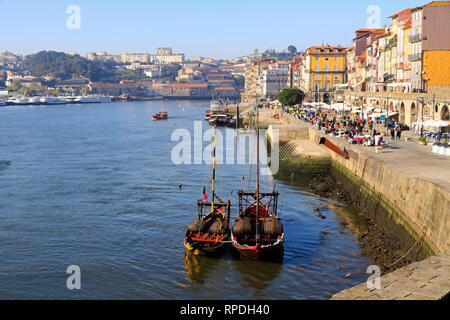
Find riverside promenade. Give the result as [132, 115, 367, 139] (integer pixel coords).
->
[259, 108, 450, 300]
[262, 108, 450, 194]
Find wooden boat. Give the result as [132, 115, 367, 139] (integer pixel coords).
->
[231, 190, 284, 260]
[231, 107, 284, 261]
[184, 199, 231, 255]
[205, 100, 231, 126]
[185, 128, 232, 255]
[152, 110, 168, 121]
[209, 114, 231, 127]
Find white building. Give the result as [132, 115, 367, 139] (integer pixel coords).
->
[145, 66, 163, 78]
[260, 62, 290, 99]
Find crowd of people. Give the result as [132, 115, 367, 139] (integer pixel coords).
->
[266, 103, 406, 149]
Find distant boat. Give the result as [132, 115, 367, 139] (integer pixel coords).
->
[0, 99, 6, 107]
[9, 97, 30, 105]
[152, 110, 168, 121]
[40, 96, 64, 105]
[74, 95, 111, 104]
[58, 96, 77, 104]
[205, 100, 231, 124]
[28, 97, 41, 105]
[209, 114, 231, 127]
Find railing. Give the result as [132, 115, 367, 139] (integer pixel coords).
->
[386, 38, 397, 49]
[409, 34, 422, 43]
[408, 53, 422, 62]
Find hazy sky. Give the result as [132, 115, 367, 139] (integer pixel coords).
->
[0, 0, 427, 59]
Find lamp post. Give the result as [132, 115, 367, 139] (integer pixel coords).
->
[418, 96, 428, 138]
[386, 96, 389, 131]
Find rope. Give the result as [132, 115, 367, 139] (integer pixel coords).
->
[388, 226, 427, 267]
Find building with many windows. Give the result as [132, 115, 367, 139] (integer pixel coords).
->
[301, 45, 348, 103]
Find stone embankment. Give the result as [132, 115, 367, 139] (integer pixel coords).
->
[262, 108, 450, 300]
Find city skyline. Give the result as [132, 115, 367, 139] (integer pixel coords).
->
[0, 0, 427, 59]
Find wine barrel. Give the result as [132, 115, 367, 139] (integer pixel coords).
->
[188, 220, 207, 233]
[232, 217, 252, 236]
[263, 217, 283, 237]
[210, 221, 229, 235]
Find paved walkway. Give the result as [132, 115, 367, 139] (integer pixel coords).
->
[331, 250, 450, 300]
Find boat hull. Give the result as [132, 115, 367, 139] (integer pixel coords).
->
[152, 116, 168, 121]
[184, 238, 228, 256]
[231, 233, 284, 261]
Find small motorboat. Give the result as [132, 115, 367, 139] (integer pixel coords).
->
[152, 110, 168, 121]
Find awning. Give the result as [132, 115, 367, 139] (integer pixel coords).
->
[387, 82, 410, 88]
[423, 120, 450, 128]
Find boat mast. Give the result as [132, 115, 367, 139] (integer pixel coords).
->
[211, 126, 217, 214]
[256, 105, 260, 247]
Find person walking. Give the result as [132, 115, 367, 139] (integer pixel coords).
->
[390, 127, 395, 141]
[397, 127, 402, 141]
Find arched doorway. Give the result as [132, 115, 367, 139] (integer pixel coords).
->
[442, 105, 449, 121]
[323, 93, 331, 104]
[314, 93, 320, 103]
[411, 103, 417, 123]
[400, 103, 405, 124]
[389, 102, 394, 112]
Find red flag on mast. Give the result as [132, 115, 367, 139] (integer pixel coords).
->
[203, 186, 208, 201]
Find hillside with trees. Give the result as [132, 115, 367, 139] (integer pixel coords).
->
[21, 51, 116, 82]
[21, 51, 151, 83]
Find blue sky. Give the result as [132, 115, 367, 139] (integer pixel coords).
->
[0, 0, 427, 59]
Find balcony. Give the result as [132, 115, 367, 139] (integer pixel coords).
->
[388, 38, 397, 47]
[409, 34, 422, 43]
[383, 38, 397, 50]
[408, 53, 422, 62]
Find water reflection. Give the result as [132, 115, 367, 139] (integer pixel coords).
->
[231, 259, 283, 295]
[184, 253, 222, 285]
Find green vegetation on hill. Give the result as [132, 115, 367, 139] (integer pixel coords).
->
[21, 51, 151, 83]
[22, 51, 115, 82]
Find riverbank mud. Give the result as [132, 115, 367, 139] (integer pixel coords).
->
[276, 166, 429, 274]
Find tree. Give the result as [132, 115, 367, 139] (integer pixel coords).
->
[287, 45, 297, 55]
[7, 80, 22, 92]
[81, 86, 91, 96]
[278, 88, 305, 106]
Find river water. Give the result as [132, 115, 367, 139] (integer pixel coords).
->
[0, 101, 373, 299]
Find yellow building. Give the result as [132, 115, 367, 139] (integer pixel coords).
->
[302, 45, 348, 103]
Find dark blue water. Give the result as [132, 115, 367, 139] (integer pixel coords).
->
[0, 101, 372, 299]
